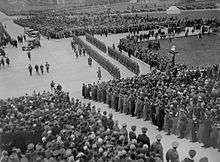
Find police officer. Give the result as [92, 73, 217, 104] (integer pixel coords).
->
[151, 134, 163, 161]
[35, 64, 39, 74]
[166, 141, 180, 162]
[40, 64, 44, 75]
[28, 64, 32, 76]
[1, 57, 5, 67]
[137, 127, 150, 148]
[82, 48, 86, 56]
[45, 62, 50, 73]
[6, 57, 10, 66]
[182, 149, 197, 162]
[27, 51, 31, 60]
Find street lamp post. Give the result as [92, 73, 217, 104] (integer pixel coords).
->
[169, 45, 178, 67]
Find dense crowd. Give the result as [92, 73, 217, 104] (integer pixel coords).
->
[0, 86, 211, 162]
[83, 62, 220, 150]
[14, 10, 219, 39]
[118, 37, 170, 72]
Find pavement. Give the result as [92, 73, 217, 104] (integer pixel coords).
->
[0, 11, 220, 162]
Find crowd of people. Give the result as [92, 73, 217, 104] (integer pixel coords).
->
[82, 61, 220, 150]
[0, 86, 210, 162]
[118, 37, 170, 72]
[13, 10, 219, 39]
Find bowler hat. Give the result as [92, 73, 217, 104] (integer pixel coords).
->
[189, 149, 197, 157]
[141, 127, 148, 133]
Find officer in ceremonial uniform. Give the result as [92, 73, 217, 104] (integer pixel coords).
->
[166, 141, 180, 162]
[137, 127, 150, 148]
[151, 134, 163, 161]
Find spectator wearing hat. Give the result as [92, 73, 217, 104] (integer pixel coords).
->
[9, 148, 21, 162]
[25, 143, 37, 162]
[151, 134, 163, 161]
[166, 141, 180, 162]
[129, 125, 137, 141]
[137, 127, 150, 149]
[182, 149, 197, 162]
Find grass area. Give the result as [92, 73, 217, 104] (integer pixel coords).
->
[158, 33, 220, 67]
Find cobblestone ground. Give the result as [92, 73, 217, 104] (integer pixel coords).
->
[0, 12, 220, 162]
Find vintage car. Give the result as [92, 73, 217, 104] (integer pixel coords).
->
[22, 38, 41, 51]
[24, 27, 40, 38]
